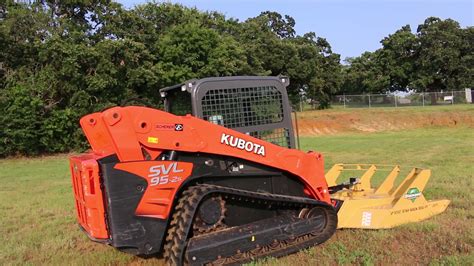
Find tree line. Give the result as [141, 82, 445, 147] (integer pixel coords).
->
[342, 17, 472, 96]
[0, 1, 472, 156]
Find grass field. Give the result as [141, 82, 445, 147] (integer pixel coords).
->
[1, 120, 473, 264]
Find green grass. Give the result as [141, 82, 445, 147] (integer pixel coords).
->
[0, 126, 473, 265]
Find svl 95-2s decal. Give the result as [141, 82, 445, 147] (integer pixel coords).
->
[114, 161, 193, 187]
[114, 161, 194, 219]
[148, 162, 183, 186]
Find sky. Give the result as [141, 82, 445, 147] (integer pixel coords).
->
[118, 0, 473, 60]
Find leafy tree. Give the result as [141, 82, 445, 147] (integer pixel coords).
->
[238, 15, 342, 108]
[341, 17, 472, 105]
[155, 23, 250, 85]
[0, 85, 45, 155]
[341, 51, 389, 94]
[412, 17, 465, 93]
[458, 27, 474, 89]
[258, 11, 296, 39]
[379, 25, 416, 91]
[291, 34, 342, 108]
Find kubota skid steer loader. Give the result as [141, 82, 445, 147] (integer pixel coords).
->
[70, 76, 449, 265]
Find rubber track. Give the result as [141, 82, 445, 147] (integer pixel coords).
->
[163, 184, 337, 265]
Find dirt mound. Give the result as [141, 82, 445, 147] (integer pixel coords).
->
[296, 105, 474, 136]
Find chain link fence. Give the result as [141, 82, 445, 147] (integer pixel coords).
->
[331, 90, 472, 108]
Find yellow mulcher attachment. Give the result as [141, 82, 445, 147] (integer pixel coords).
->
[327, 164, 450, 229]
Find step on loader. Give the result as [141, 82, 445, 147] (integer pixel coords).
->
[69, 76, 449, 265]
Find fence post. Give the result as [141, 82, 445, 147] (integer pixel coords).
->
[422, 92, 425, 107]
[343, 93, 346, 108]
[368, 93, 371, 108]
[395, 95, 397, 107]
[452, 90, 454, 105]
[299, 94, 303, 112]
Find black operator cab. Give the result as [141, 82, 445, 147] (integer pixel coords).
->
[159, 76, 296, 149]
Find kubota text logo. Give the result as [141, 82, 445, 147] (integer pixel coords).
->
[148, 162, 183, 186]
[220, 133, 266, 156]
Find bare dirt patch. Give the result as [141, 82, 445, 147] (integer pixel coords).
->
[296, 106, 474, 136]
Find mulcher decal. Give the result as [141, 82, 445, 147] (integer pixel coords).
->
[404, 187, 422, 202]
[148, 162, 183, 186]
[220, 133, 266, 156]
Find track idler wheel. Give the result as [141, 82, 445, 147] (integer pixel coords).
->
[193, 196, 226, 235]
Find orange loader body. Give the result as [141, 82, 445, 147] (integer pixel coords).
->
[70, 106, 332, 244]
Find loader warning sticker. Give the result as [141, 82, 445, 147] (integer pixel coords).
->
[361, 211, 372, 227]
[147, 136, 159, 144]
[404, 187, 421, 202]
